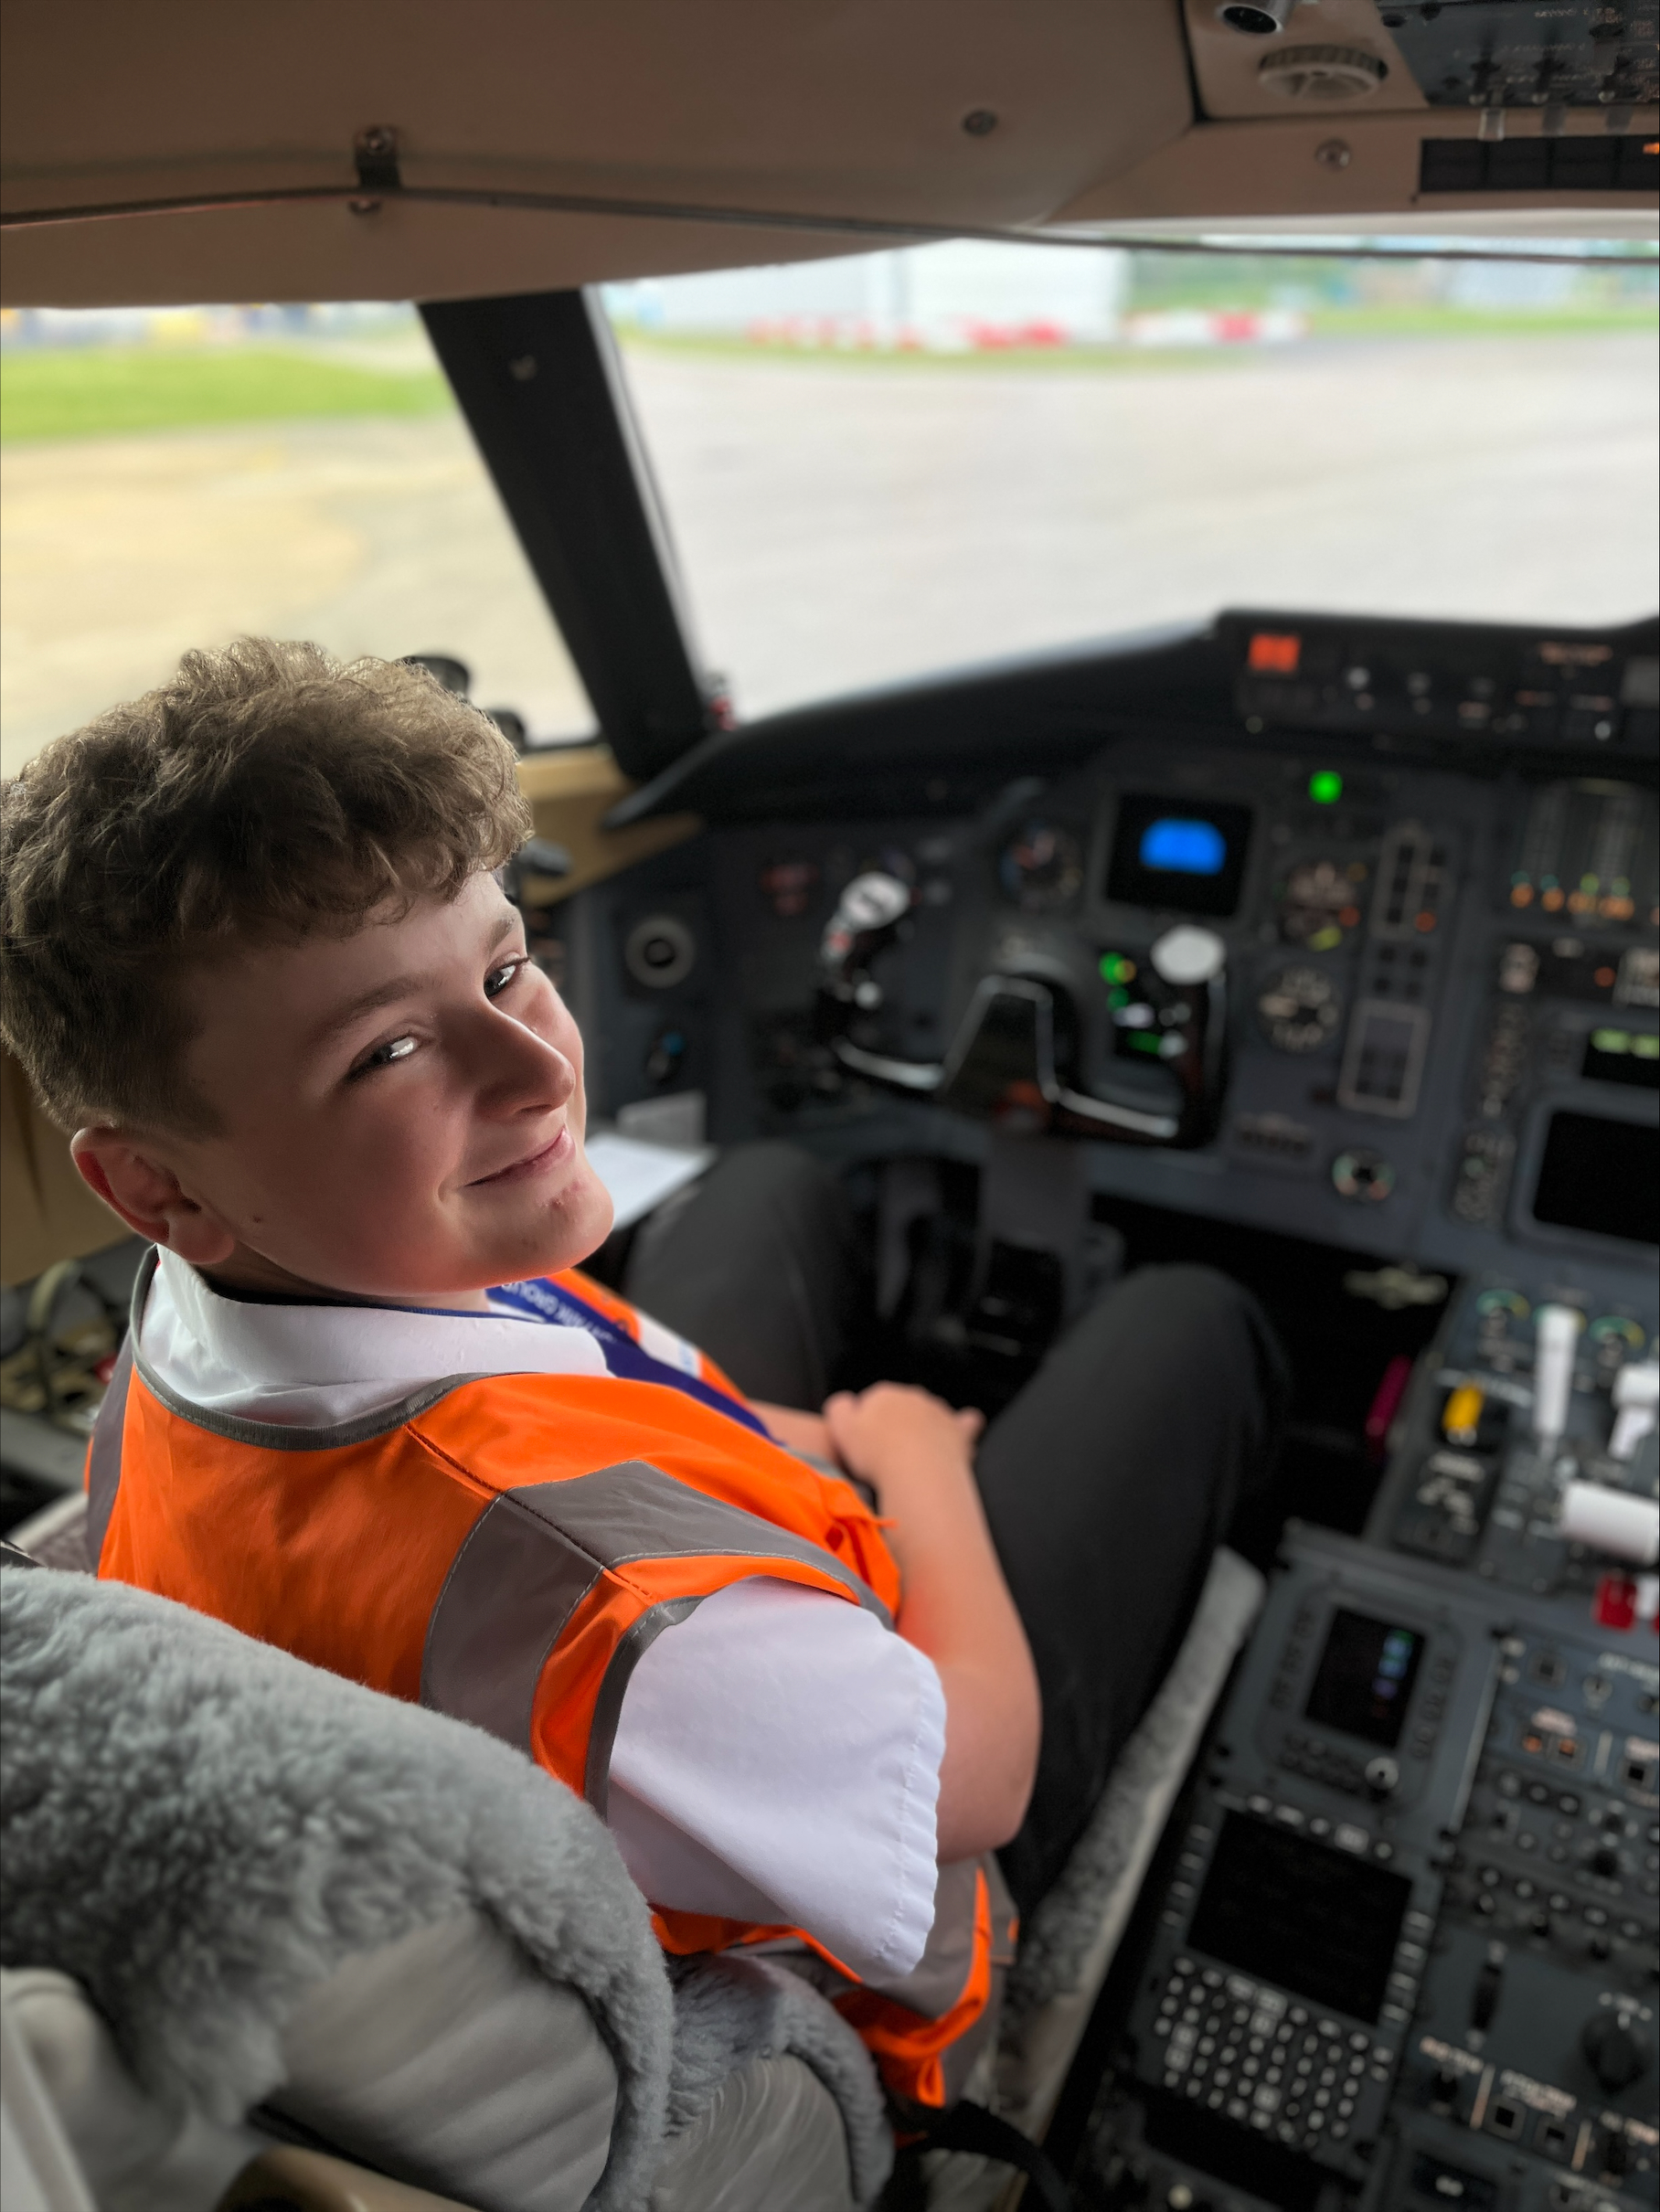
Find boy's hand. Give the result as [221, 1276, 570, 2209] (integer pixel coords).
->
[822, 1386, 984, 1528]
[757, 1387, 984, 1491]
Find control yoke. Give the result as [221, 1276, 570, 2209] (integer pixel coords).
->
[817, 871, 1228, 1148]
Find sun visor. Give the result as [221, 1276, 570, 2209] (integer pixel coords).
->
[1, 0, 1192, 307]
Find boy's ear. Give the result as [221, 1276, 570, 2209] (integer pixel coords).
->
[70, 1129, 238, 1265]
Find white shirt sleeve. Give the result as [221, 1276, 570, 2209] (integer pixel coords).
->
[604, 1578, 944, 1981]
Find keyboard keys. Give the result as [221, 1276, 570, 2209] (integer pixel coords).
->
[1151, 1960, 1374, 2160]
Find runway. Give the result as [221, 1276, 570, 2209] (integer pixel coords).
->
[3, 330, 1654, 771]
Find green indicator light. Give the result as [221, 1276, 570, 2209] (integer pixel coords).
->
[1636, 1036, 1660, 1060]
[1129, 1032, 1163, 1054]
[1108, 985, 1129, 1009]
[1592, 1028, 1630, 1053]
[1308, 770, 1343, 805]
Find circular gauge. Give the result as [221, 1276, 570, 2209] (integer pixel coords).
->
[1257, 964, 1343, 1053]
[1280, 858, 1363, 950]
[1000, 823, 1083, 912]
[624, 913, 697, 988]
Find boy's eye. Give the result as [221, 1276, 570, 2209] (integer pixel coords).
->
[484, 958, 525, 999]
[352, 1034, 419, 1078]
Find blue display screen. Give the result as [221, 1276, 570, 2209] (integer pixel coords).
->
[1106, 793, 1252, 918]
[1140, 817, 1227, 877]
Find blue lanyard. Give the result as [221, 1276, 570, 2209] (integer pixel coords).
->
[489, 1276, 771, 1441]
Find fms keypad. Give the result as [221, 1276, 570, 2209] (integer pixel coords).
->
[1150, 1958, 1393, 2155]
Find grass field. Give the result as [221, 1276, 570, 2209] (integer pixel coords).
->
[1304, 303, 1660, 340]
[5, 298, 1655, 441]
[0, 346, 455, 442]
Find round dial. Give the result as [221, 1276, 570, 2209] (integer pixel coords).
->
[1000, 823, 1082, 913]
[1280, 858, 1363, 949]
[1258, 964, 1343, 1053]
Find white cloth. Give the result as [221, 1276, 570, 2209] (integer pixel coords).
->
[142, 1248, 609, 1430]
[137, 1253, 943, 1978]
[608, 1580, 944, 1977]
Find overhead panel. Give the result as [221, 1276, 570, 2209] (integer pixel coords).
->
[1379, 0, 1658, 115]
[1164, 0, 1656, 218]
[1184, 0, 1657, 118]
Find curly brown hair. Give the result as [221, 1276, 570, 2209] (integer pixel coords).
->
[0, 638, 532, 1133]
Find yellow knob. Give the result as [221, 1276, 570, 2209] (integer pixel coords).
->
[1443, 1383, 1484, 1444]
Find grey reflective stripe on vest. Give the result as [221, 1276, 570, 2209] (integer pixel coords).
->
[84, 1332, 134, 1572]
[420, 1459, 890, 1808]
[584, 1594, 703, 1816]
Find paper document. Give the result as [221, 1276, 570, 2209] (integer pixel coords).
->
[586, 1130, 714, 1232]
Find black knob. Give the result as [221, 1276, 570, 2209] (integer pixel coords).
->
[1102, 2156, 1149, 2208]
[1581, 2012, 1651, 2093]
[1591, 1845, 1621, 1879]
[1431, 2066, 1461, 2108]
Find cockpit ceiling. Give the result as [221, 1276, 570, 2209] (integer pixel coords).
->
[2, 0, 1656, 307]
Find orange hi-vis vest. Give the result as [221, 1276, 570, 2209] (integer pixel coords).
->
[87, 1251, 1015, 2111]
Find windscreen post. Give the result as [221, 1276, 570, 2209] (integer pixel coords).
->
[420, 289, 718, 782]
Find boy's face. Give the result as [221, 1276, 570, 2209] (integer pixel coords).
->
[76, 870, 613, 1303]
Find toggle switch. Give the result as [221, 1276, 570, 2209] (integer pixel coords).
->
[1611, 1360, 1659, 1462]
[1559, 1482, 1660, 1567]
[1471, 1944, 1506, 2031]
[1532, 1304, 1584, 1446]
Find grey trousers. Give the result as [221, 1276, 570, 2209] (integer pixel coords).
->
[625, 1142, 1288, 1916]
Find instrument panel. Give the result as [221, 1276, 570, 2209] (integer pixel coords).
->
[660, 756, 1655, 1294]
[565, 611, 1657, 1314]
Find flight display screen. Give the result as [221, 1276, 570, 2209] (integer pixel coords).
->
[1105, 794, 1253, 918]
[1304, 1610, 1423, 1750]
[1582, 1026, 1660, 1090]
[1533, 1111, 1659, 1245]
[1186, 1812, 1412, 2023]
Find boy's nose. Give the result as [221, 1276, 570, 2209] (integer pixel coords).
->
[475, 1008, 577, 1116]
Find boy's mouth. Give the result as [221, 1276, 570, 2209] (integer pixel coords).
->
[468, 1124, 574, 1187]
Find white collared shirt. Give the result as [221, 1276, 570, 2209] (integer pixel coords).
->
[139, 1250, 942, 1978]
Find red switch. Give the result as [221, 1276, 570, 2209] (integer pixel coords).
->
[1592, 1573, 1638, 1632]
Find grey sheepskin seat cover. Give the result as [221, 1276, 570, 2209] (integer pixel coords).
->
[0, 1565, 892, 2210]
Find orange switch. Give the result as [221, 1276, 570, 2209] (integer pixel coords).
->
[1443, 1383, 1484, 1445]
